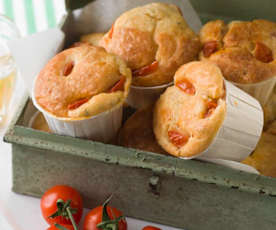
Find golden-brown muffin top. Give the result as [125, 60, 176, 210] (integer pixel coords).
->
[80, 32, 105, 47]
[200, 19, 276, 83]
[118, 106, 167, 155]
[100, 3, 200, 87]
[153, 61, 226, 158]
[35, 45, 131, 118]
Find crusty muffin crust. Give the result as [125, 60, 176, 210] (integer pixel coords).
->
[100, 3, 200, 87]
[118, 106, 167, 155]
[80, 32, 105, 47]
[153, 61, 226, 158]
[200, 19, 276, 83]
[35, 45, 131, 118]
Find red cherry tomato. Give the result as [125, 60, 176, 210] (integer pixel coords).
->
[203, 41, 218, 57]
[142, 226, 162, 230]
[47, 224, 75, 230]
[254, 42, 273, 63]
[204, 100, 218, 118]
[68, 98, 89, 110]
[41, 185, 83, 226]
[132, 61, 158, 77]
[109, 76, 126, 93]
[109, 23, 115, 39]
[168, 130, 189, 147]
[176, 79, 196, 95]
[63, 61, 74, 76]
[83, 205, 127, 230]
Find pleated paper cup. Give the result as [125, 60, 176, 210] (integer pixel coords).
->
[181, 80, 264, 161]
[232, 76, 276, 107]
[32, 93, 123, 143]
[126, 82, 173, 109]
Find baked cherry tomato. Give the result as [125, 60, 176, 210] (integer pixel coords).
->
[41, 185, 83, 226]
[47, 224, 75, 230]
[203, 41, 218, 57]
[132, 61, 158, 77]
[176, 79, 196, 95]
[68, 98, 89, 110]
[109, 76, 126, 93]
[168, 130, 189, 147]
[254, 42, 273, 63]
[204, 100, 218, 118]
[83, 197, 127, 230]
[63, 61, 74, 76]
[142, 226, 162, 230]
[108, 23, 115, 39]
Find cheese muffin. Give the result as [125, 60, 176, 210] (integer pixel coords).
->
[35, 45, 132, 118]
[264, 86, 276, 128]
[242, 127, 276, 177]
[100, 3, 200, 87]
[200, 19, 276, 83]
[118, 106, 167, 155]
[80, 32, 105, 47]
[153, 61, 226, 158]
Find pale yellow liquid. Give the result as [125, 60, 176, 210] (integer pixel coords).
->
[0, 55, 16, 126]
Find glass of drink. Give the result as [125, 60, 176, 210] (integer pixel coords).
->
[0, 15, 20, 127]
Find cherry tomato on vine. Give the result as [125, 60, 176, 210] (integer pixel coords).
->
[142, 226, 162, 230]
[41, 185, 83, 226]
[83, 197, 127, 230]
[47, 224, 75, 230]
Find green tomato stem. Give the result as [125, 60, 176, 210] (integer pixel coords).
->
[55, 223, 70, 230]
[66, 206, 79, 230]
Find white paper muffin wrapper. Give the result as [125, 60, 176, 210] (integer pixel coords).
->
[181, 80, 264, 161]
[126, 82, 173, 109]
[32, 91, 123, 143]
[233, 76, 276, 107]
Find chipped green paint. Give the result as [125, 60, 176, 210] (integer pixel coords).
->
[4, 97, 276, 230]
[4, 1, 276, 229]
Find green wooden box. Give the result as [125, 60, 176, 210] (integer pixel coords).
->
[4, 1, 276, 229]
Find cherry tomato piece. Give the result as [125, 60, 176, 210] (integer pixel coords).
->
[47, 224, 75, 230]
[204, 100, 218, 118]
[132, 61, 158, 77]
[41, 185, 83, 226]
[109, 23, 115, 39]
[254, 42, 273, 63]
[142, 226, 162, 230]
[176, 79, 196, 95]
[168, 130, 189, 147]
[109, 76, 126, 93]
[68, 98, 89, 110]
[203, 41, 218, 57]
[63, 61, 74, 76]
[83, 205, 127, 230]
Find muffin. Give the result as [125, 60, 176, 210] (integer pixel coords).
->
[30, 112, 50, 133]
[100, 3, 200, 87]
[267, 120, 276, 135]
[118, 106, 167, 155]
[242, 128, 276, 177]
[153, 61, 226, 158]
[34, 45, 132, 119]
[263, 86, 276, 127]
[80, 32, 105, 47]
[199, 19, 276, 84]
